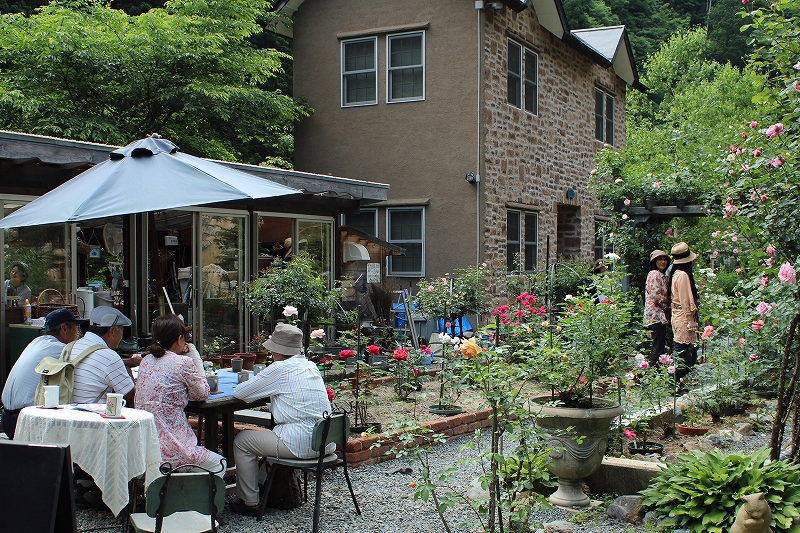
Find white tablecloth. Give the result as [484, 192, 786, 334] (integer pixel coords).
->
[16, 406, 162, 517]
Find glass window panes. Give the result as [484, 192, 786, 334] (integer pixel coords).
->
[343, 38, 377, 106]
[507, 210, 521, 271]
[595, 89, 614, 144]
[507, 41, 522, 108]
[524, 49, 538, 114]
[387, 208, 423, 276]
[388, 33, 424, 101]
[524, 212, 538, 271]
[343, 209, 377, 236]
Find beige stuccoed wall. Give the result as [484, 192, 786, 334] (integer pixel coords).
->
[293, 0, 481, 285]
[291, 0, 627, 292]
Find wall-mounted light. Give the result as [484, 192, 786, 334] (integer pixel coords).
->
[465, 172, 480, 184]
[566, 188, 576, 200]
[486, 2, 503, 11]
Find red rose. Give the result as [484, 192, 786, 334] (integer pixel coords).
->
[339, 349, 355, 359]
[393, 348, 409, 361]
[326, 387, 335, 402]
[367, 344, 381, 355]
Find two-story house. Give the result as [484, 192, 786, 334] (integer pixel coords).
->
[276, 0, 644, 293]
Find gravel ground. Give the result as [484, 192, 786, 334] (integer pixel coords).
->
[76, 425, 776, 533]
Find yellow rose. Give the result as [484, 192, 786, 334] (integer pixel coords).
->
[541, 321, 549, 328]
[459, 337, 484, 359]
[556, 325, 562, 332]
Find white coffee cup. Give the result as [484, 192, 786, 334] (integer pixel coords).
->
[106, 393, 126, 417]
[43, 385, 60, 408]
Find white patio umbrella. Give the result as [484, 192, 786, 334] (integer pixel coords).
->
[0, 135, 301, 228]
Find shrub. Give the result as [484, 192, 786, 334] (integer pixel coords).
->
[640, 447, 800, 533]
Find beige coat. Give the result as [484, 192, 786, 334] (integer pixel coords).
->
[670, 270, 698, 344]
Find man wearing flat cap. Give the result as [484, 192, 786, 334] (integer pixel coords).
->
[1, 308, 87, 438]
[230, 323, 334, 516]
[69, 306, 135, 406]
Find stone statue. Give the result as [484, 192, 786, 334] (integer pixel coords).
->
[731, 492, 773, 533]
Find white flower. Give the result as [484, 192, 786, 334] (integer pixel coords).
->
[310, 328, 325, 339]
[565, 294, 574, 301]
[634, 353, 645, 364]
[604, 252, 620, 261]
[451, 336, 461, 345]
[282, 305, 298, 317]
[439, 333, 452, 343]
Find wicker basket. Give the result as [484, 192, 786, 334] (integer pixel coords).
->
[31, 289, 79, 319]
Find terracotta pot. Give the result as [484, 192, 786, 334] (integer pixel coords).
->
[233, 353, 256, 370]
[254, 352, 269, 365]
[677, 424, 709, 436]
[205, 356, 223, 368]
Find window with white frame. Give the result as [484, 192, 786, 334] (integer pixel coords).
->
[342, 208, 377, 236]
[594, 88, 614, 144]
[387, 208, 424, 276]
[342, 38, 377, 106]
[387, 32, 425, 102]
[507, 210, 538, 272]
[507, 40, 537, 114]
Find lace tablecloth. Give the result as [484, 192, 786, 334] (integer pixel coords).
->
[16, 406, 162, 517]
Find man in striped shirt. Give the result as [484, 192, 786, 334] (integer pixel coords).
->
[70, 306, 135, 406]
[230, 323, 333, 516]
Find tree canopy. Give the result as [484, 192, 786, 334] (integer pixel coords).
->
[0, 0, 309, 165]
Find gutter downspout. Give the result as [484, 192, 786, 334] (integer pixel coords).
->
[476, 4, 484, 266]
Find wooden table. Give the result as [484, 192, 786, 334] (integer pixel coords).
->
[185, 370, 268, 467]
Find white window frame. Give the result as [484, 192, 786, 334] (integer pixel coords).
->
[386, 31, 425, 103]
[341, 37, 378, 107]
[507, 39, 538, 115]
[594, 88, 614, 144]
[386, 207, 425, 276]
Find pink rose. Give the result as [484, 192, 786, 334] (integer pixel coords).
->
[750, 121, 758, 128]
[756, 302, 773, 315]
[765, 123, 785, 139]
[310, 328, 326, 340]
[701, 325, 714, 341]
[749, 353, 758, 361]
[752, 148, 761, 157]
[760, 277, 769, 287]
[653, 181, 662, 188]
[769, 157, 784, 168]
[659, 353, 674, 365]
[624, 429, 637, 440]
[751, 320, 765, 331]
[667, 365, 676, 374]
[766, 244, 776, 257]
[739, 338, 746, 345]
[638, 360, 650, 369]
[624, 198, 631, 206]
[427, 285, 435, 291]
[779, 262, 797, 284]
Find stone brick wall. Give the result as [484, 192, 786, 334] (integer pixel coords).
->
[480, 8, 627, 291]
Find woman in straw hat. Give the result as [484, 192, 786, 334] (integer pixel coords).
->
[667, 242, 700, 389]
[644, 249, 671, 366]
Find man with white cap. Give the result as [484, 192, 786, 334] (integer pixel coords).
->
[2, 308, 87, 438]
[230, 322, 334, 516]
[69, 306, 135, 406]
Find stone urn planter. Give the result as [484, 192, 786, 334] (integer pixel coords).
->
[534, 395, 623, 507]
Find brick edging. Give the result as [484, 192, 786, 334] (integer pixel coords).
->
[343, 407, 494, 467]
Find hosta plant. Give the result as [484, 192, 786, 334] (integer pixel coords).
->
[640, 447, 800, 533]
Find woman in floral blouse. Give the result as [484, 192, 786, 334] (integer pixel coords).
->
[136, 314, 225, 475]
[644, 249, 670, 366]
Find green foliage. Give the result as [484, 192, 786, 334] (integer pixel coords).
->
[641, 447, 800, 533]
[243, 252, 342, 323]
[412, 264, 490, 322]
[0, 0, 310, 165]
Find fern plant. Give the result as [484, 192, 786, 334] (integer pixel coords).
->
[640, 447, 800, 533]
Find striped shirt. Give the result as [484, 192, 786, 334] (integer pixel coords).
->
[234, 355, 332, 459]
[70, 332, 135, 404]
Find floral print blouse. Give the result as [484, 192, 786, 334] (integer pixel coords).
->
[644, 269, 669, 327]
[135, 350, 211, 466]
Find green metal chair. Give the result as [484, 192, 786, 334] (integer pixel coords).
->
[256, 411, 361, 532]
[128, 462, 226, 533]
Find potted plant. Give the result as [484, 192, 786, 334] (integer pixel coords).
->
[517, 266, 636, 506]
[428, 333, 464, 415]
[677, 393, 710, 436]
[201, 335, 228, 368]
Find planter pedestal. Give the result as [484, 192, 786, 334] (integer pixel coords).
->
[534, 396, 623, 507]
[429, 404, 463, 416]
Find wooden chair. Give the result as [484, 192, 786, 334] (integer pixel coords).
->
[256, 411, 361, 533]
[128, 462, 225, 533]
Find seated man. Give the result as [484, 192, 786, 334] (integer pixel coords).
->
[230, 323, 334, 516]
[70, 306, 135, 407]
[1, 308, 87, 438]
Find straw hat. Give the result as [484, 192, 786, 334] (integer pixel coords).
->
[671, 242, 698, 264]
[263, 323, 304, 355]
[650, 249, 669, 263]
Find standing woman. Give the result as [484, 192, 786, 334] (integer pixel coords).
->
[667, 242, 699, 390]
[136, 315, 225, 475]
[644, 250, 671, 366]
